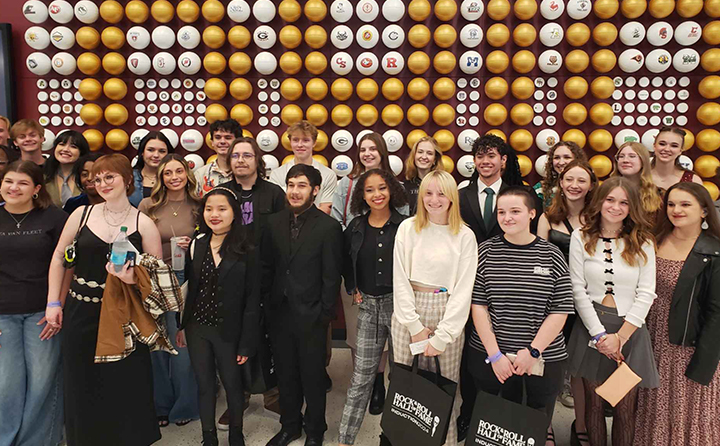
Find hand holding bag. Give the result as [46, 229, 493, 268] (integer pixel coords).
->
[594, 335, 642, 407]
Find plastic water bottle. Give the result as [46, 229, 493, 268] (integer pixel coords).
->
[110, 226, 132, 272]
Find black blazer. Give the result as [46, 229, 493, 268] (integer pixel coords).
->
[180, 233, 260, 357]
[668, 232, 720, 385]
[261, 206, 343, 326]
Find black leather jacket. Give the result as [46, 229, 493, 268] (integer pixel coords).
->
[668, 232, 720, 385]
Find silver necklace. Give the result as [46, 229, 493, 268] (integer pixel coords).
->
[8, 209, 32, 229]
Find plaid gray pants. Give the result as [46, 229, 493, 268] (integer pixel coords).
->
[338, 293, 394, 445]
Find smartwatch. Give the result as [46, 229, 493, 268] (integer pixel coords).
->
[527, 345, 541, 359]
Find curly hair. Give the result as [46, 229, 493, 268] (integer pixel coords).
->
[541, 141, 587, 203]
[349, 169, 408, 216]
[545, 160, 597, 226]
[470, 134, 523, 186]
[611, 142, 663, 215]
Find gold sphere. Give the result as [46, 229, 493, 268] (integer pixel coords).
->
[76, 27, 100, 50]
[204, 78, 227, 101]
[279, 25, 302, 49]
[683, 129, 695, 151]
[648, 0, 675, 17]
[511, 77, 534, 99]
[677, 0, 703, 16]
[563, 103, 587, 126]
[407, 129, 428, 149]
[485, 77, 509, 100]
[707, 0, 720, 16]
[83, 129, 104, 152]
[702, 49, 720, 72]
[382, 78, 405, 101]
[694, 155, 720, 178]
[566, 50, 590, 73]
[487, 23, 510, 47]
[79, 79, 103, 101]
[704, 22, 720, 45]
[101, 26, 125, 50]
[306, 104, 328, 127]
[407, 104, 430, 126]
[315, 131, 328, 152]
[512, 50, 536, 74]
[408, 51, 431, 74]
[517, 155, 533, 177]
[593, 0, 619, 17]
[305, 51, 328, 75]
[382, 105, 404, 127]
[513, 24, 537, 47]
[486, 50, 510, 74]
[279, 51, 303, 74]
[620, 0, 647, 17]
[102, 52, 125, 75]
[564, 76, 589, 99]
[434, 24, 457, 48]
[125, 0, 149, 23]
[408, 24, 432, 48]
[304, 25, 327, 49]
[105, 129, 129, 152]
[486, 129, 507, 142]
[407, 78, 430, 100]
[228, 26, 251, 49]
[588, 130, 613, 152]
[408, 0, 432, 20]
[304, 0, 328, 21]
[356, 78, 379, 101]
[697, 129, 720, 152]
[278, 0, 302, 21]
[205, 104, 228, 123]
[484, 103, 508, 126]
[589, 155, 613, 177]
[433, 51, 456, 74]
[313, 154, 328, 166]
[100, 0, 124, 23]
[510, 129, 533, 152]
[589, 102, 614, 125]
[228, 52, 251, 75]
[433, 77, 456, 100]
[699, 76, 720, 99]
[563, 129, 587, 148]
[279, 78, 302, 101]
[592, 49, 617, 73]
[434, 130, 454, 152]
[151, 0, 175, 23]
[434, 0, 458, 20]
[104, 104, 128, 126]
[231, 104, 253, 127]
[281, 104, 304, 126]
[203, 26, 226, 49]
[356, 104, 379, 127]
[80, 104, 103, 126]
[331, 105, 353, 127]
[177, 0, 200, 22]
[103, 78, 127, 100]
[441, 155, 455, 173]
[331, 78, 353, 101]
[306, 78, 328, 101]
[514, 0, 538, 19]
[697, 102, 720, 126]
[510, 103, 534, 126]
[78, 52, 102, 75]
[704, 182, 720, 200]
[566, 23, 591, 47]
[432, 104, 455, 126]
[230, 78, 253, 101]
[487, 0, 511, 19]
[202, 0, 225, 22]
[592, 22, 618, 46]
[203, 52, 227, 75]
[591, 76, 615, 99]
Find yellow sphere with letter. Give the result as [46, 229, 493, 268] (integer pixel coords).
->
[567, 23, 591, 47]
[202, 0, 225, 22]
[105, 104, 128, 126]
[510, 129, 533, 152]
[83, 129, 104, 152]
[563, 103, 587, 126]
[203, 26, 226, 49]
[105, 129, 129, 152]
[102, 52, 125, 75]
[356, 78, 379, 101]
[408, 51, 431, 74]
[513, 24, 537, 47]
[357, 105, 379, 127]
[80, 104, 103, 126]
[80, 79, 103, 101]
[589, 102, 614, 125]
[514, 0, 538, 19]
[702, 49, 720, 72]
[704, 181, 720, 200]
[177, 0, 200, 22]
[331, 105, 353, 127]
[704, 22, 720, 45]
[230, 78, 253, 101]
[564, 76, 589, 99]
[485, 77, 508, 100]
[699, 76, 720, 99]
[279, 78, 302, 101]
[566, 50, 590, 73]
[433, 51, 456, 74]
[100, 0, 124, 23]
[281, 105, 303, 126]
[589, 155, 612, 177]
[441, 155, 454, 173]
[279, 0, 302, 21]
[151, 0, 175, 22]
[487, 23, 510, 47]
[434, 130, 454, 152]
[331, 78, 353, 101]
[677, 0, 703, 16]
[433, 77, 455, 100]
[305, 104, 328, 127]
[621, 0, 647, 17]
[407, 129, 428, 149]
[315, 131, 328, 152]
[103, 78, 127, 100]
[407, 78, 430, 100]
[697, 102, 720, 126]
[648, 0, 674, 17]
[511, 77, 534, 99]
[707, 0, 720, 16]
[204, 78, 227, 100]
[305, 51, 327, 75]
[591, 76, 615, 99]
[126, 0, 150, 23]
[304, 25, 327, 49]
[591, 49, 617, 73]
[304, 0, 327, 21]
[101, 27, 125, 50]
[487, 0, 511, 19]
[382, 78, 405, 101]
[593, 0, 619, 17]
[306, 78, 328, 101]
[486, 129, 507, 142]
[517, 155, 532, 177]
[563, 129, 587, 148]
[280, 25, 302, 49]
[434, 25, 457, 48]
[695, 155, 720, 178]
[78, 53, 102, 75]
[434, 0, 458, 20]
[228, 26, 251, 49]
[382, 105, 404, 127]
[486, 51, 509, 74]
[205, 104, 228, 123]
[279, 51, 303, 74]
[510, 103, 534, 126]
[409, 24, 432, 48]
[588, 129, 613, 152]
[408, 0, 432, 20]
[512, 50, 536, 74]
[76, 27, 101, 50]
[407, 104, 430, 126]
[432, 104, 455, 126]
[204, 52, 226, 75]
[592, 22, 618, 46]
[231, 104, 253, 127]
[313, 154, 328, 166]
[484, 103, 508, 126]
[697, 129, 720, 152]
[228, 52, 251, 75]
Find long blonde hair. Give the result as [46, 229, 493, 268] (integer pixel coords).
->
[405, 136, 444, 181]
[414, 170, 463, 235]
[611, 142, 663, 215]
[145, 154, 201, 222]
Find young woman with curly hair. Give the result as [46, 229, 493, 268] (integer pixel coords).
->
[611, 142, 663, 218]
[533, 141, 587, 209]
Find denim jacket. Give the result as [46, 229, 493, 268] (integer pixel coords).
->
[129, 170, 144, 208]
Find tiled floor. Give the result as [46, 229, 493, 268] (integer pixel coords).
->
[157, 348, 586, 446]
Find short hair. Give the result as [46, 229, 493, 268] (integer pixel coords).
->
[227, 137, 266, 178]
[415, 170, 464, 235]
[44, 130, 90, 180]
[472, 134, 509, 157]
[497, 185, 537, 212]
[286, 163, 322, 190]
[471, 134, 523, 186]
[210, 119, 243, 139]
[72, 152, 103, 190]
[405, 136, 444, 181]
[287, 120, 318, 142]
[0, 115, 10, 131]
[10, 119, 44, 140]
[91, 154, 135, 196]
[135, 131, 174, 171]
[0, 160, 53, 209]
[0, 144, 19, 166]
[349, 169, 408, 216]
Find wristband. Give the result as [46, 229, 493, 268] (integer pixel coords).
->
[592, 332, 607, 342]
[485, 351, 503, 364]
[47, 301, 62, 308]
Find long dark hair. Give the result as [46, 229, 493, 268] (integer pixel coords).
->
[655, 182, 720, 246]
[226, 137, 267, 179]
[349, 169, 408, 216]
[43, 130, 90, 181]
[349, 132, 391, 179]
[546, 160, 597, 225]
[1, 160, 53, 209]
[198, 187, 249, 257]
[72, 152, 103, 190]
[134, 131, 175, 171]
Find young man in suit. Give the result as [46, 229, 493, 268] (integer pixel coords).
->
[261, 164, 343, 446]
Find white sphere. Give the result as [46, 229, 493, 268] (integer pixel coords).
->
[641, 129, 660, 149]
[457, 155, 476, 178]
[674, 21, 702, 46]
[178, 51, 202, 75]
[535, 154, 548, 177]
[678, 155, 693, 171]
[152, 26, 176, 50]
[645, 49, 672, 73]
[673, 48, 700, 73]
[355, 130, 373, 146]
[160, 129, 179, 149]
[227, 0, 251, 22]
[330, 0, 354, 22]
[461, 0, 484, 19]
[74, 0, 99, 24]
[50, 26, 75, 50]
[128, 52, 152, 75]
[460, 24, 483, 48]
[152, 52, 176, 75]
[254, 51, 277, 75]
[618, 49, 644, 73]
[356, 0, 380, 22]
[566, 0, 591, 19]
[127, 26, 151, 50]
[381, 51, 404, 75]
[383, 130, 403, 152]
[185, 154, 205, 172]
[382, 25, 405, 49]
[24, 26, 50, 50]
[535, 129, 560, 152]
[331, 52, 354, 75]
[382, 0, 405, 21]
[331, 25, 354, 49]
[458, 129, 480, 152]
[619, 22, 645, 46]
[263, 155, 279, 174]
[253, 25, 277, 49]
[331, 155, 354, 177]
[539, 22, 564, 47]
[356, 52, 379, 75]
[130, 129, 150, 150]
[42, 130, 56, 152]
[51, 52, 76, 75]
[23, 0, 49, 24]
[48, 0, 74, 23]
[27, 52, 52, 75]
[332, 130, 354, 152]
[356, 25, 379, 49]
[614, 129, 640, 149]
[389, 155, 403, 176]
[647, 22, 673, 46]
[459, 51, 483, 74]
[253, 0, 276, 23]
[180, 129, 204, 152]
[256, 130, 279, 152]
[540, 0, 564, 19]
[177, 26, 201, 50]
[538, 50, 563, 73]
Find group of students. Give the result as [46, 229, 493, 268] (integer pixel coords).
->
[0, 113, 718, 446]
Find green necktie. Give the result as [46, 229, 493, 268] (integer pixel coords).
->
[483, 187, 495, 227]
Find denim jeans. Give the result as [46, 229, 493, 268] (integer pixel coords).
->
[0, 311, 63, 446]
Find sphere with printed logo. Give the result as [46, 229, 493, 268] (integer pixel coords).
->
[382, 51, 405, 75]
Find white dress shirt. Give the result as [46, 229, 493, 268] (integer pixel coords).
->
[476, 178, 503, 217]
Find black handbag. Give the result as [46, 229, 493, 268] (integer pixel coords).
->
[381, 355, 457, 446]
[240, 312, 277, 394]
[466, 391, 549, 446]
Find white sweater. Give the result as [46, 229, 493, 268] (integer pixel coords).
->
[393, 217, 479, 352]
[568, 229, 657, 337]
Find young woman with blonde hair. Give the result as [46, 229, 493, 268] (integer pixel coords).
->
[612, 142, 663, 216]
[403, 136, 445, 215]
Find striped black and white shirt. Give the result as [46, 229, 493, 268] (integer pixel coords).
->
[470, 235, 575, 362]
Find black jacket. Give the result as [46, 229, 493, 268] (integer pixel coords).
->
[219, 177, 286, 245]
[343, 209, 406, 295]
[261, 206, 343, 327]
[179, 233, 260, 357]
[668, 232, 720, 385]
[402, 177, 421, 216]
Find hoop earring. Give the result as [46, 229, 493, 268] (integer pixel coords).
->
[32, 193, 38, 199]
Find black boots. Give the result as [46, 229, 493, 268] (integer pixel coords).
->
[229, 426, 246, 446]
[369, 373, 386, 415]
[201, 429, 219, 446]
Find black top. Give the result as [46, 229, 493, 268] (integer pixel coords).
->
[547, 219, 575, 263]
[142, 186, 153, 198]
[402, 177, 421, 216]
[219, 177, 286, 245]
[356, 225, 393, 296]
[192, 245, 220, 326]
[0, 205, 68, 314]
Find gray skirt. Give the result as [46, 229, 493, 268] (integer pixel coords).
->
[567, 302, 660, 389]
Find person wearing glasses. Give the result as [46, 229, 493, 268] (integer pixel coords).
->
[45, 154, 163, 446]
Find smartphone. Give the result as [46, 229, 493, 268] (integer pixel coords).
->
[125, 251, 137, 267]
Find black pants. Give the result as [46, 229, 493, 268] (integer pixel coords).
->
[267, 303, 329, 437]
[186, 320, 245, 431]
[459, 321, 478, 421]
[468, 347, 565, 424]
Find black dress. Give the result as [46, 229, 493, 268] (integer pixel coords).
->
[62, 207, 161, 446]
[548, 218, 576, 340]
